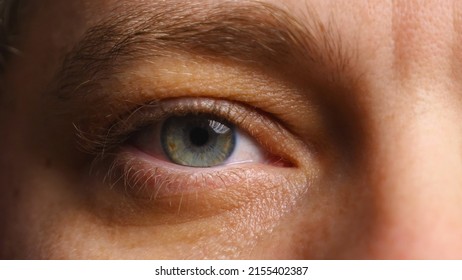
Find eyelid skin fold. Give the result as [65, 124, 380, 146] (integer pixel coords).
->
[67, 56, 321, 225]
[77, 98, 303, 167]
[76, 97, 313, 200]
[72, 97, 317, 227]
[66, 53, 327, 153]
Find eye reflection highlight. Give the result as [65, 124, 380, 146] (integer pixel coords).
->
[161, 115, 236, 167]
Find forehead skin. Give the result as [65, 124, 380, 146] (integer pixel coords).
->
[2, 0, 462, 259]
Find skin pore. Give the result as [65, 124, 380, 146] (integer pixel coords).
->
[2, 0, 462, 259]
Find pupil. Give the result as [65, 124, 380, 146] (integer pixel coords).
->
[189, 127, 209, 147]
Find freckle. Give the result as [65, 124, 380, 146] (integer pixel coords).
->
[168, 142, 176, 151]
[45, 158, 53, 168]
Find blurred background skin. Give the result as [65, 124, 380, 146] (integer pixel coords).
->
[2, 0, 462, 259]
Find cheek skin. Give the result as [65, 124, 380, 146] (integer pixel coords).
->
[250, 170, 375, 259]
[29, 182, 310, 259]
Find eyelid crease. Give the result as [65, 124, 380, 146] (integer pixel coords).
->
[75, 98, 307, 169]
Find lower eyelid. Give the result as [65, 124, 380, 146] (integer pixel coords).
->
[88, 146, 309, 226]
[107, 147, 300, 200]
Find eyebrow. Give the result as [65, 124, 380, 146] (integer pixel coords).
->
[54, 1, 352, 98]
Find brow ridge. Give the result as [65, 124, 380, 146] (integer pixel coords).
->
[54, 0, 350, 99]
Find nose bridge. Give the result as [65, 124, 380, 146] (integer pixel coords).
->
[355, 0, 462, 258]
[363, 85, 462, 258]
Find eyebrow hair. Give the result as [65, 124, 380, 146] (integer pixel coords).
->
[54, 1, 352, 98]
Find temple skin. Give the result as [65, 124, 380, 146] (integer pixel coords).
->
[2, 0, 462, 259]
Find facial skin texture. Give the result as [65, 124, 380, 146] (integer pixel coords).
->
[2, 0, 462, 259]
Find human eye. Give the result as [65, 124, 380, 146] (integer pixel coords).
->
[132, 100, 270, 169]
[70, 55, 317, 228]
[79, 97, 300, 197]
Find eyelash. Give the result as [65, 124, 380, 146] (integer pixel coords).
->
[76, 97, 298, 200]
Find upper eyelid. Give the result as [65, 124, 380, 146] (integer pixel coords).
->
[68, 55, 329, 165]
[75, 98, 305, 166]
